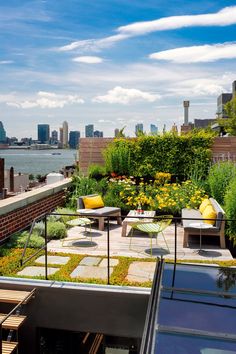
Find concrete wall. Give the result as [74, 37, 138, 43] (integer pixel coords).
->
[79, 136, 236, 175]
[0, 277, 149, 354]
[0, 179, 71, 240]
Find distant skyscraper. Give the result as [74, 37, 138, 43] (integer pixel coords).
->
[59, 127, 63, 145]
[135, 123, 143, 135]
[62, 121, 68, 147]
[38, 124, 49, 143]
[51, 130, 58, 144]
[114, 128, 119, 137]
[150, 124, 158, 135]
[85, 124, 94, 137]
[69, 131, 80, 149]
[94, 130, 103, 137]
[0, 122, 6, 143]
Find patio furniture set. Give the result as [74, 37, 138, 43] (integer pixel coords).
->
[64, 194, 226, 255]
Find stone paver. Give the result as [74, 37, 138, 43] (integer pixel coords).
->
[17, 266, 58, 277]
[99, 259, 119, 267]
[126, 261, 156, 282]
[35, 255, 70, 265]
[70, 265, 110, 279]
[79, 256, 101, 266]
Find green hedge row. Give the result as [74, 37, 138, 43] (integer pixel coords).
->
[104, 132, 214, 179]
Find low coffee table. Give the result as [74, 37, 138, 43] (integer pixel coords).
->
[121, 210, 156, 237]
[189, 222, 213, 254]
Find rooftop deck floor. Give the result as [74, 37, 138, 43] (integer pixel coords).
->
[48, 222, 233, 262]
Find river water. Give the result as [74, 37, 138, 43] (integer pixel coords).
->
[0, 149, 77, 175]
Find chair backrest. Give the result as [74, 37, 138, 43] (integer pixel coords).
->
[209, 198, 225, 230]
[77, 194, 98, 209]
[154, 215, 173, 232]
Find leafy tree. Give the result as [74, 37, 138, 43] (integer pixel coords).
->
[218, 97, 236, 135]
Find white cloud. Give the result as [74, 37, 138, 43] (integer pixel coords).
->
[72, 56, 103, 64]
[6, 91, 84, 109]
[149, 42, 236, 63]
[93, 86, 161, 104]
[0, 60, 13, 64]
[57, 6, 236, 52]
[118, 6, 236, 36]
[166, 78, 225, 97]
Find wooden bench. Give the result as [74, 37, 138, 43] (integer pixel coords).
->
[0, 289, 32, 304]
[182, 197, 226, 248]
[2, 341, 18, 354]
[0, 314, 26, 330]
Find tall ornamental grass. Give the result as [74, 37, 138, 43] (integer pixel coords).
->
[208, 161, 236, 205]
[224, 177, 236, 245]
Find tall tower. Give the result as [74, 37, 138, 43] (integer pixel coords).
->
[183, 101, 190, 125]
[85, 124, 94, 137]
[0, 122, 6, 142]
[37, 124, 49, 143]
[62, 121, 68, 147]
[233, 80, 236, 98]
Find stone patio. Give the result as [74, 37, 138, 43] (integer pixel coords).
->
[48, 222, 233, 261]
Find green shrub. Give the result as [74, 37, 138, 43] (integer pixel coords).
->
[33, 221, 45, 237]
[65, 175, 100, 209]
[104, 140, 132, 175]
[103, 132, 214, 179]
[224, 177, 236, 244]
[54, 207, 77, 225]
[47, 221, 67, 239]
[88, 164, 106, 180]
[6, 231, 44, 249]
[208, 161, 236, 205]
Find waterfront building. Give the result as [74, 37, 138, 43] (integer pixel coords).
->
[85, 124, 94, 137]
[51, 130, 58, 145]
[69, 131, 80, 149]
[0, 121, 6, 143]
[94, 130, 103, 137]
[38, 124, 50, 144]
[150, 124, 158, 135]
[62, 121, 68, 148]
[135, 123, 143, 135]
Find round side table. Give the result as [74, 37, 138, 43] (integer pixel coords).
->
[189, 222, 213, 254]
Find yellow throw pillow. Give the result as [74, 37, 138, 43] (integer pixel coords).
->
[199, 198, 211, 214]
[83, 195, 104, 209]
[202, 205, 217, 225]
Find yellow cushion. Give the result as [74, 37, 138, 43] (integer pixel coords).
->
[83, 195, 104, 209]
[202, 205, 217, 225]
[199, 198, 211, 214]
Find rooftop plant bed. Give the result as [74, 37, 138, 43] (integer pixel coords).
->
[0, 247, 236, 289]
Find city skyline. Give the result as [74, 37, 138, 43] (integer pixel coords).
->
[1, 1, 236, 139]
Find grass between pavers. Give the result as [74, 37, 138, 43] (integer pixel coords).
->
[0, 248, 236, 287]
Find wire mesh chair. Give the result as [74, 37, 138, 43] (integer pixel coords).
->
[129, 215, 173, 256]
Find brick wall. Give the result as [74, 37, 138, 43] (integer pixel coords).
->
[0, 179, 71, 241]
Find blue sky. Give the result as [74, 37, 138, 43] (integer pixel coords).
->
[1, 0, 236, 139]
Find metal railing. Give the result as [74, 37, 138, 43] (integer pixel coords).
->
[19, 212, 228, 284]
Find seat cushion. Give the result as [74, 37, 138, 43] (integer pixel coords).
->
[199, 198, 211, 214]
[78, 206, 120, 216]
[83, 195, 104, 209]
[202, 205, 217, 225]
